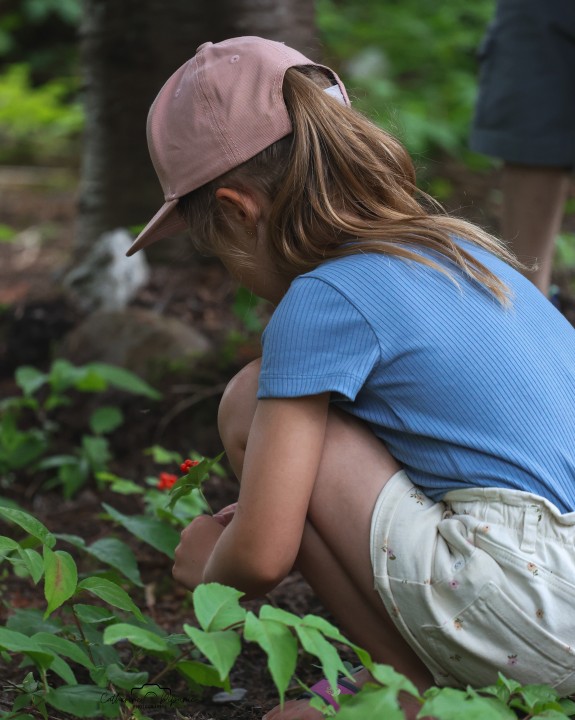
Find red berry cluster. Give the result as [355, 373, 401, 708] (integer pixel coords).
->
[180, 458, 199, 472]
[157, 472, 178, 490]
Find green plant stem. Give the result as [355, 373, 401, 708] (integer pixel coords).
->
[70, 604, 96, 666]
[148, 647, 195, 686]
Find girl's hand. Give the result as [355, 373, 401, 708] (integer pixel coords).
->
[172, 515, 224, 590]
[213, 502, 238, 527]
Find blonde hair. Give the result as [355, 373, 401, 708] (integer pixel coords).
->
[179, 66, 520, 305]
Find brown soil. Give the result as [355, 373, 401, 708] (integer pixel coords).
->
[0, 163, 574, 719]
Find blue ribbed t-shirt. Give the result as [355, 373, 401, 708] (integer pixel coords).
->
[257, 243, 575, 513]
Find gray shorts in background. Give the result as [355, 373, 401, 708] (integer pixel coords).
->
[470, 0, 575, 168]
[370, 470, 575, 693]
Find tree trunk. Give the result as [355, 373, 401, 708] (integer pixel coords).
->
[76, 0, 317, 255]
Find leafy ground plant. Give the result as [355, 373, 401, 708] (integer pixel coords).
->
[1, 459, 574, 719]
[0, 359, 160, 497]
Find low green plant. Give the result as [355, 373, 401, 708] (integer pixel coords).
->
[0, 359, 161, 497]
[0, 63, 83, 163]
[1, 456, 573, 719]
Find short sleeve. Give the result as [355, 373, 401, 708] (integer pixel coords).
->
[258, 277, 380, 400]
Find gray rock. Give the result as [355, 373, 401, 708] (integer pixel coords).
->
[63, 229, 150, 312]
[61, 308, 211, 379]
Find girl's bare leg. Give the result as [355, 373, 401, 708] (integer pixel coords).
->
[218, 360, 433, 719]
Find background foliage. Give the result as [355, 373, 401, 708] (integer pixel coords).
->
[0, 0, 496, 164]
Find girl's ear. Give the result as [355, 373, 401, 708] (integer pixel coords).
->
[214, 188, 262, 228]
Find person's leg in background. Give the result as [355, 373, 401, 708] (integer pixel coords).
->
[470, 0, 575, 297]
[501, 164, 571, 293]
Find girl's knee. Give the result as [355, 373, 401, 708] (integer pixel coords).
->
[217, 357, 261, 451]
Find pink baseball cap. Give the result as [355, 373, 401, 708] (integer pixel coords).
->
[126, 36, 349, 256]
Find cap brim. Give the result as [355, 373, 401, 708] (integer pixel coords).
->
[126, 198, 188, 256]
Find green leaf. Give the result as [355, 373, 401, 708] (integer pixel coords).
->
[77, 576, 144, 621]
[336, 683, 405, 719]
[530, 711, 574, 719]
[145, 445, 182, 464]
[43, 546, 78, 617]
[105, 662, 149, 690]
[48, 654, 77, 685]
[83, 537, 143, 586]
[73, 604, 117, 625]
[0, 535, 20, 553]
[176, 659, 227, 689]
[244, 611, 297, 705]
[167, 452, 225, 511]
[0, 506, 55, 547]
[84, 362, 161, 399]
[370, 663, 420, 698]
[17, 547, 44, 583]
[421, 687, 516, 720]
[518, 684, 561, 711]
[102, 503, 180, 559]
[96, 472, 144, 495]
[559, 698, 575, 716]
[259, 605, 302, 627]
[6, 608, 62, 636]
[0, 627, 54, 668]
[81, 434, 111, 471]
[295, 625, 349, 697]
[103, 622, 170, 652]
[32, 631, 95, 670]
[193, 583, 246, 631]
[46, 684, 118, 718]
[184, 625, 241, 681]
[15, 366, 47, 396]
[89, 406, 123, 435]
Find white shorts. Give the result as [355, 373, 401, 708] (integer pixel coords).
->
[370, 470, 575, 694]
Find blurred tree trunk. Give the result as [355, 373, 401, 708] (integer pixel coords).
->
[76, 0, 318, 256]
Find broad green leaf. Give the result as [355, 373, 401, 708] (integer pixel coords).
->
[73, 604, 117, 625]
[32, 631, 94, 670]
[244, 611, 297, 704]
[145, 445, 182, 463]
[184, 625, 241, 681]
[370, 663, 420, 697]
[44, 547, 78, 617]
[84, 362, 161, 399]
[336, 683, 405, 720]
[15, 366, 47, 396]
[46, 684, 118, 718]
[102, 503, 180, 559]
[530, 711, 574, 719]
[0, 627, 54, 668]
[193, 583, 246, 631]
[0, 535, 20, 552]
[518, 684, 561, 711]
[0, 506, 55, 548]
[48, 358, 85, 393]
[85, 537, 143, 586]
[103, 622, 169, 652]
[48, 654, 77, 685]
[295, 625, 349, 697]
[301, 614, 350, 644]
[105, 662, 148, 690]
[559, 698, 575, 715]
[89, 406, 123, 435]
[176, 659, 227, 689]
[77, 576, 144, 621]
[6, 608, 62, 636]
[56, 533, 86, 548]
[421, 687, 516, 720]
[82, 435, 111, 471]
[259, 605, 302, 627]
[17, 547, 44, 583]
[96, 472, 144, 495]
